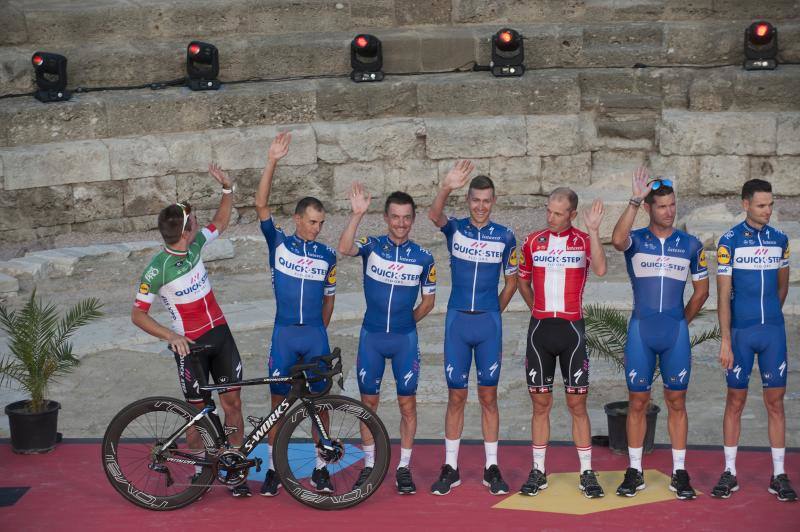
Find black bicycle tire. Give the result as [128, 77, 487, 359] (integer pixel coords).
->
[101, 396, 219, 511]
[273, 395, 391, 510]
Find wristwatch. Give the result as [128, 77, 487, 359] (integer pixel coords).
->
[222, 183, 236, 194]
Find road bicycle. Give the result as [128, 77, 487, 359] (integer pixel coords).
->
[102, 347, 390, 510]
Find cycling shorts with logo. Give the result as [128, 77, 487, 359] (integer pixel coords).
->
[444, 310, 502, 388]
[624, 316, 691, 392]
[174, 323, 243, 403]
[356, 328, 421, 396]
[728, 324, 787, 389]
[268, 324, 330, 396]
[525, 317, 589, 394]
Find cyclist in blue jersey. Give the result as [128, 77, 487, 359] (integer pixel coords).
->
[712, 179, 796, 502]
[611, 167, 709, 500]
[427, 160, 518, 496]
[338, 183, 436, 495]
[255, 132, 338, 497]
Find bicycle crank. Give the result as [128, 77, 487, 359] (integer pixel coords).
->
[215, 449, 260, 486]
[316, 438, 345, 464]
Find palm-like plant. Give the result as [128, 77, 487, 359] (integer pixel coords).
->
[0, 291, 103, 413]
[584, 303, 720, 375]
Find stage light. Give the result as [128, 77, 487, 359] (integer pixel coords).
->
[350, 34, 383, 82]
[31, 52, 70, 103]
[186, 41, 221, 90]
[491, 28, 524, 77]
[744, 21, 778, 70]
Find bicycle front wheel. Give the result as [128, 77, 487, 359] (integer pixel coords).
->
[101, 396, 219, 511]
[273, 395, 390, 510]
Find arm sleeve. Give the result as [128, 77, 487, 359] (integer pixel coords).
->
[502, 230, 518, 276]
[260, 217, 285, 254]
[518, 234, 533, 281]
[133, 261, 163, 313]
[421, 255, 436, 296]
[716, 232, 735, 276]
[324, 254, 337, 297]
[780, 235, 790, 269]
[690, 238, 709, 281]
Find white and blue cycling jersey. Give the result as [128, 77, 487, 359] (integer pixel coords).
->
[441, 217, 517, 312]
[260, 217, 336, 327]
[717, 221, 790, 329]
[623, 227, 708, 321]
[356, 235, 436, 334]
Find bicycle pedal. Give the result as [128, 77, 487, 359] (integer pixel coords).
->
[246, 416, 265, 429]
[249, 457, 263, 473]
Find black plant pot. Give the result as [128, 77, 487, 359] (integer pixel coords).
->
[4, 400, 61, 454]
[604, 400, 660, 455]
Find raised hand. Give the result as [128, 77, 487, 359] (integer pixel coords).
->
[582, 198, 605, 232]
[632, 166, 653, 200]
[268, 131, 292, 163]
[349, 181, 371, 215]
[208, 162, 232, 188]
[442, 159, 475, 191]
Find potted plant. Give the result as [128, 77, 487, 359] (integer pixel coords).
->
[0, 291, 102, 454]
[583, 304, 720, 454]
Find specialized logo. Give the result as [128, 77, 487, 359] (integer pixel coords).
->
[451, 231, 505, 263]
[446, 364, 454, 380]
[359, 368, 366, 384]
[779, 361, 786, 377]
[717, 245, 731, 265]
[139, 283, 150, 295]
[678, 368, 687, 383]
[732, 365, 742, 380]
[629, 369, 637, 384]
[403, 371, 414, 387]
[573, 368, 584, 383]
[489, 362, 499, 377]
[236, 361, 242, 379]
[528, 368, 537, 383]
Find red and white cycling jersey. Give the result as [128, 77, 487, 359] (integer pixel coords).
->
[519, 226, 591, 321]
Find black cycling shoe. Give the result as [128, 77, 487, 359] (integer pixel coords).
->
[483, 465, 509, 495]
[352, 466, 373, 491]
[579, 470, 605, 498]
[616, 467, 645, 497]
[520, 468, 548, 496]
[260, 469, 280, 497]
[396, 467, 417, 494]
[230, 483, 252, 497]
[311, 467, 334, 493]
[430, 464, 461, 495]
[711, 471, 739, 499]
[190, 472, 203, 484]
[669, 469, 697, 500]
[768, 474, 798, 502]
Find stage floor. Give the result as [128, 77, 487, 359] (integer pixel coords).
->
[1, 441, 797, 531]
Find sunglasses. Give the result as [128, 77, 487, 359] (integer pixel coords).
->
[648, 177, 674, 191]
[176, 201, 192, 232]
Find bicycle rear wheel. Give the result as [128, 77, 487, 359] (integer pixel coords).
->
[273, 395, 390, 510]
[102, 396, 219, 511]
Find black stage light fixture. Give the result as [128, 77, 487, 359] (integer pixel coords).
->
[350, 34, 384, 82]
[491, 28, 524, 77]
[744, 21, 778, 70]
[32, 52, 71, 103]
[186, 41, 221, 90]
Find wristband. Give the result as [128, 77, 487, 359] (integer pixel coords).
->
[629, 197, 643, 207]
[222, 183, 235, 194]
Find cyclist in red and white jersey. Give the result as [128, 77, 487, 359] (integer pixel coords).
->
[517, 187, 607, 498]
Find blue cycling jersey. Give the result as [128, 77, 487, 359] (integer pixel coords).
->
[441, 217, 517, 312]
[717, 221, 790, 329]
[624, 227, 708, 320]
[261, 217, 336, 327]
[356, 235, 436, 334]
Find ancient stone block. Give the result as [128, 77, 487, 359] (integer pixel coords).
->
[750, 157, 800, 196]
[208, 81, 316, 129]
[162, 132, 214, 174]
[688, 75, 734, 112]
[646, 154, 700, 195]
[591, 151, 649, 186]
[0, 95, 108, 147]
[526, 115, 583, 156]
[698, 156, 750, 195]
[658, 111, 777, 155]
[104, 89, 211, 138]
[1, 140, 110, 190]
[123, 175, 177, 216]
[540, 152, 592, 194]
[316, 79, 417, 122]
[385, 159, 439, 200]
[425, 116, 527, 159]
[0, 2, 27, 45]
[663, 21, 740, 64]
[777, 113, 800, 156]
[333, 162, 387, 200]
[73, 181, 125, 223]
[419, 27, 477, 71]
[0, 185, 74, 232]
[489, 156, 541, 195]
[732, 69, 800, 111]
[208, 125, 316, 170]
[106, 136, 171, 180]
[395, 0, 451, 25]
[315, 118, 425, 164]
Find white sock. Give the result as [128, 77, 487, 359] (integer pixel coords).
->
[577, 445, 592, 473]
[533, 444, 547, 472]
[316, 455, 326, 469]
[672, 448, 686, 473]
[445, 438, 460, 469]
[772, 447, 786, 476]
[363, 444, 375, 468]
[724, 445, 738, 476]
[398, 447, 412, 469]
[484, 441, 498, 468]
[629, 447, 643, 472]
[267, 443, 274, 471]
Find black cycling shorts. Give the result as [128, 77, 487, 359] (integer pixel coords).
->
[525, 317, 589, 394]
[173, 324, 243, 402]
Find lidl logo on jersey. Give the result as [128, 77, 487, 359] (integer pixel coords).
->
[732, 246, 782, 270]
[275, 245, 329, 281]
[631, 253, 689, 281]
[452, 232, 505, 263]
[366, 253, 423, 287]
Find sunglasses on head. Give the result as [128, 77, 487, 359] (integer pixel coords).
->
[176, 201, 192, 232]
[647, 177, 674, 191]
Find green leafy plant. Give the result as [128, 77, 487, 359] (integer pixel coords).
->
[0, 291, 103, 413]
[583, 303, 720, 376]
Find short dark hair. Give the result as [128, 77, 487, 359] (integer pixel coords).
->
[741, 178, 772, 200]
[158, 202, 190, 245]
[644, 185, 674, 205]
[384, 191, 416, 215]
[468, 175, 495, 196]
[294, 196, 325, 215]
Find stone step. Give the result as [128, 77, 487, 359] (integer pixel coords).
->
[3, 20, 799, 96]
[2, 65, 800, 148]
[4, 0, 799, 47]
